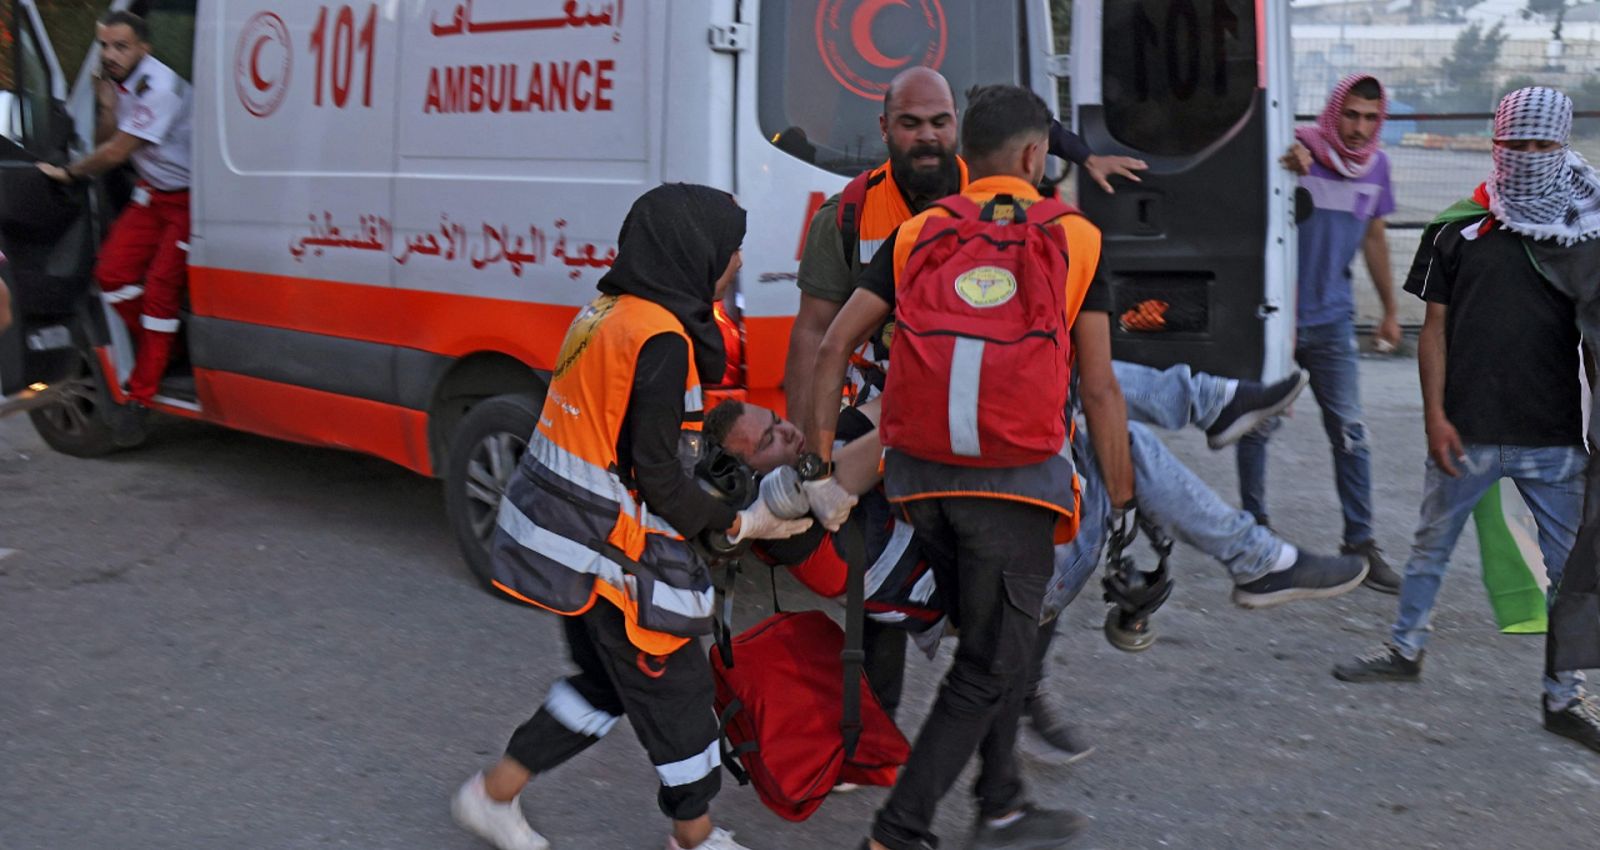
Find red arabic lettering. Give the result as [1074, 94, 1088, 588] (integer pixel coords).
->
[430, 0, 624, 42]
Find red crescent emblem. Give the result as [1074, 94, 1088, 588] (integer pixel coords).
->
[851, 0, 910, 69]
[250, 35, 275, 91]
[816, 0, 947, 101]
[234, 12, 291, 118]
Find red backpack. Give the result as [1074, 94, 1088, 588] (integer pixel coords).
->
[880, 194, 1077, 467]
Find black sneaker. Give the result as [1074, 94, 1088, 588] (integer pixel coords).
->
[1205, 370, 1309, 449]
[1544, 695, 1600, 754]
[1342, 540, 1401, 595]
[1332, 644, 1423, 683]
[1231, 551, 1366, 609]
[1024, 691, 1094, 764]
[970, 804, 1086, 850]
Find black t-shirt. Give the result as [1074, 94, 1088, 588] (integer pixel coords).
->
[1404, 220, 1582, 447]
[855, 227, 1110, 315]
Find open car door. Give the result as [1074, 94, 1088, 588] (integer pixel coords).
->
[0, 0, 120, 452]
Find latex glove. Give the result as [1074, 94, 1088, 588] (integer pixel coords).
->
[731, 499, 814, 543]
[802, 476, 857, 532]
[759, 465, 811, 520]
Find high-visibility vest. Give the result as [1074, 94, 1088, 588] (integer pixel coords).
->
[490, 293, 713, 655]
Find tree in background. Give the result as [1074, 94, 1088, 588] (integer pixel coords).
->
[1436, 21, 1508, 112]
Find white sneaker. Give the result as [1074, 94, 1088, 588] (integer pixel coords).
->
[451, 772, 551, 850]
[667, 827, 755, 850]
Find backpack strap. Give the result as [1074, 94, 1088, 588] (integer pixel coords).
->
[1020, 197, 1080, 226]
[836, 516, 869, 758]
[836, 169, 882, 260]
[930, 193, 982, 221]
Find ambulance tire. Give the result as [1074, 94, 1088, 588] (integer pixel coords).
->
[27, 348, 138, 457]
[445, 393, 540, 594]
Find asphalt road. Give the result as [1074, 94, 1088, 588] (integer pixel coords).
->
[4, 356, 1599, 849]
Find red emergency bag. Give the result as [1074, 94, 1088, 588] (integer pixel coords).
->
[880, 194, 1077, 467]
[711, 523, 909, 821]
[711, 611, 909, 821]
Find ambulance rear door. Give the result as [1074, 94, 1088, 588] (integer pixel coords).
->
[1071, 0, 1295, 380]
[0, 0, 100, 399]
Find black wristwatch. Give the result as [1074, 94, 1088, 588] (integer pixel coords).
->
[795, 451, 833, 482]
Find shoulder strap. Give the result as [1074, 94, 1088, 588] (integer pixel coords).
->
[931, 193, 982, 221]
[1023, 198, 1079, 226]
[837, 169, 884, 255]
[836, 517, 868, 758]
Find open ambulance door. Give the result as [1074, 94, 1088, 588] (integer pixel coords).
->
[1070, 0, 1295, 381]
[0, 0, 117, 454]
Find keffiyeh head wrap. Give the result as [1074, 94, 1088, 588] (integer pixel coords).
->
[1295, 74, 1386, 179]
[1487, 87, 1600, 245]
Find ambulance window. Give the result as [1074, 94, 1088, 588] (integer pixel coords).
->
[1101, 0, 1257, 156]
[13, 10, 53, 154]
[758, 0, 1022, 177]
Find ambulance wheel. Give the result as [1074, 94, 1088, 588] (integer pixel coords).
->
[27, 349, 137, 457]
[445, 393, 540, 592]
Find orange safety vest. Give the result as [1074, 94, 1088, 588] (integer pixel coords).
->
[489, 293, 712, 655]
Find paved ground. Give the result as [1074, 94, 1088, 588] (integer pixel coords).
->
[4, 356, 1599, 849]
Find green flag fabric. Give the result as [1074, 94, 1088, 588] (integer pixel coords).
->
[1473, 481, 1550, 634]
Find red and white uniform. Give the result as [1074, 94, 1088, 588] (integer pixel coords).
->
[96, 54, 192, 402]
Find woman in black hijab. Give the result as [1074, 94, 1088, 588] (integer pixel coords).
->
[454, 184, 809, 850]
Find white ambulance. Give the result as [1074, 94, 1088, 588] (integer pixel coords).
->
[0, 0, 1293, 587]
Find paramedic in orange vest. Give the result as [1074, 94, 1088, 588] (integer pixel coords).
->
[809, 85, 1135, 850]
[38, 11, 191, 411]
[450, 184, 810, 850]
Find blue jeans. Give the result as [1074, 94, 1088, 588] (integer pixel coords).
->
[1236, 318, 1373, 545]
[1390, 443, 1587, 703]
[1113, 360, 1234, 431]
[1045, 422, 1288, 618]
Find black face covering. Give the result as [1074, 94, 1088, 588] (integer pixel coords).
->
[598, 183, 747, 381]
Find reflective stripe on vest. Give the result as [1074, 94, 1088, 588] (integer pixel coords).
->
[490, 294, 713, 654]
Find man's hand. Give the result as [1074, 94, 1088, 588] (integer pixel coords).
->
[1280, 143, 1312, 176]
[35, 163, 72, 184]
[802, 476, 857, 532]
[1083, 154, 1147, 194]
[1426, 416, 1467, 478]
[1375, 312, 1402, 353]
[731, 500, 815, 543]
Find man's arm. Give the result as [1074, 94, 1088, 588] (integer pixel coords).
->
[809, 288, 891, 462]
[784, 293, 843, 429]
[1418, 301, 1463, 477]
[1073, 311, 1134, 508]
[0, 279, 11, 333]
[93, 75, 118, 145]
[37, 131, 145, 184]
[1363, 218, 1401, 349]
